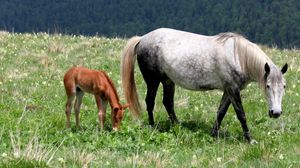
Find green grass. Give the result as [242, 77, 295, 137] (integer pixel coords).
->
[0, 31, 299, 167]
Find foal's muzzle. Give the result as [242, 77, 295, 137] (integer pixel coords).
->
[269, 110, 281, 118]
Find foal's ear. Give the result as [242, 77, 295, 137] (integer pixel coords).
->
[264, 63, 270, 74]
[122, 104, 130, 110]
[281, 63, 288, 74]
[113, 107, 119, 113]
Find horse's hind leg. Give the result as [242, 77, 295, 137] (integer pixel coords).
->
[161, 77, 178, 124]
[74, 90, 84, 128]
[137, 54, 161, 126]
[145, 80, 160, 126]
[211, 91, 231, 137]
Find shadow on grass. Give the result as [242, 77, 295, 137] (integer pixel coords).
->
[69, 124, 115, 133]
[151, 119, 212, 133]
[148, 119, 240, 142]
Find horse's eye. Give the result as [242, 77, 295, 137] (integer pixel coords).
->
[283, 85, 286, 88]
[266, 85, 270, 89]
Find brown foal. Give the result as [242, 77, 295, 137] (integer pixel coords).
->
[63, 67, 129, 130]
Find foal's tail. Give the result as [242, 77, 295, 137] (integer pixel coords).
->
[121, 36, 142, 119]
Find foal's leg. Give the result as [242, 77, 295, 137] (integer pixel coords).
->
[65, 94, 75, 128]
[211, 91, 231, 137]
[226, 87, 252, 142]
[95, 95, 106, 130]
[101, 99, 107, 129]
[161, 78, 178, 124]
[74, 91, 84, 128]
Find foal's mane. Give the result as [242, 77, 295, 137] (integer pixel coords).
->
[102, 71, 120, 102]
[216, 32, 272, 86]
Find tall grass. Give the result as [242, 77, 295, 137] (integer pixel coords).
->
[0, 32, 299, 167]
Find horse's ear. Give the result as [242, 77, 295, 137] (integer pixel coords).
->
[281, 63, 288, 74]
[265, 63, 270, 74]
[264, 63, 270, 80]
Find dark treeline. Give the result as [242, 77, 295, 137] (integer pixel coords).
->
[0, 0, 299, 48]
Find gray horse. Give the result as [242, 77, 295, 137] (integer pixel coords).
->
[121, 28, 288, 143]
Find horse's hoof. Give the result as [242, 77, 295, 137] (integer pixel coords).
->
[171, 120, 180, 125]
[211, 129, 218, 137]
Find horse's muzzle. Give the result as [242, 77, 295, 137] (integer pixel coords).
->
[269, 110, 281, 118]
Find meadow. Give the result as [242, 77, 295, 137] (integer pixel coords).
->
[0, 31, 299, 167]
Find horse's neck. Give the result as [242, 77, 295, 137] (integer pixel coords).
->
[237, 39, 274, 85]
[247, 56, 275, 86]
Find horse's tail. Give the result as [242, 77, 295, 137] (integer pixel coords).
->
[121, 36, 142, 118]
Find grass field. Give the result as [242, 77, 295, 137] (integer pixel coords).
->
[0, 31, 299, 167]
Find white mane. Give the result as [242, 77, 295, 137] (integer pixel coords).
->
[217, 33, 273, 86]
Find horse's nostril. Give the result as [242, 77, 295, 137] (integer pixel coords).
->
[273, 113, 280, 118]
[270, 110, 274, 114]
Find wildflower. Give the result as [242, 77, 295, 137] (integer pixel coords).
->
[1, 153, 7, 157]
[58, 157, 65, 163]
[279, 154, 284, 160]
[217, 157, 222, 162]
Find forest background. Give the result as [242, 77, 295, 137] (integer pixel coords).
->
[0, 0, 299, 48]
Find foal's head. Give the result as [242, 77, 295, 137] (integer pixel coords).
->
[264, 63, 288, 118]
[112, 104, 130, 131]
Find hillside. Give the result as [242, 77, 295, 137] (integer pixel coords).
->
[0, 0, 299, 48]
[0, 32, 299, 167]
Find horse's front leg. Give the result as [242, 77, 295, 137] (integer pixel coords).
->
[211, 91, 231, 137]
[95, 95, 106, 130]
[226, 87, 252, 143]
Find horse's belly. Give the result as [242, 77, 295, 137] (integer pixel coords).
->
[165, 68, 223, 91]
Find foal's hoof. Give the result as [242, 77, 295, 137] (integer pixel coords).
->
[249, 139, 258, 145]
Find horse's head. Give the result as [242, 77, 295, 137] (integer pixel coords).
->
[264, 63, 288, 118]
[112, 104, 130, 131]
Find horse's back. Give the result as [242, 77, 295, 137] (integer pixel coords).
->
[139, 28, 215, 52]
[137, 28, 231, 90]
